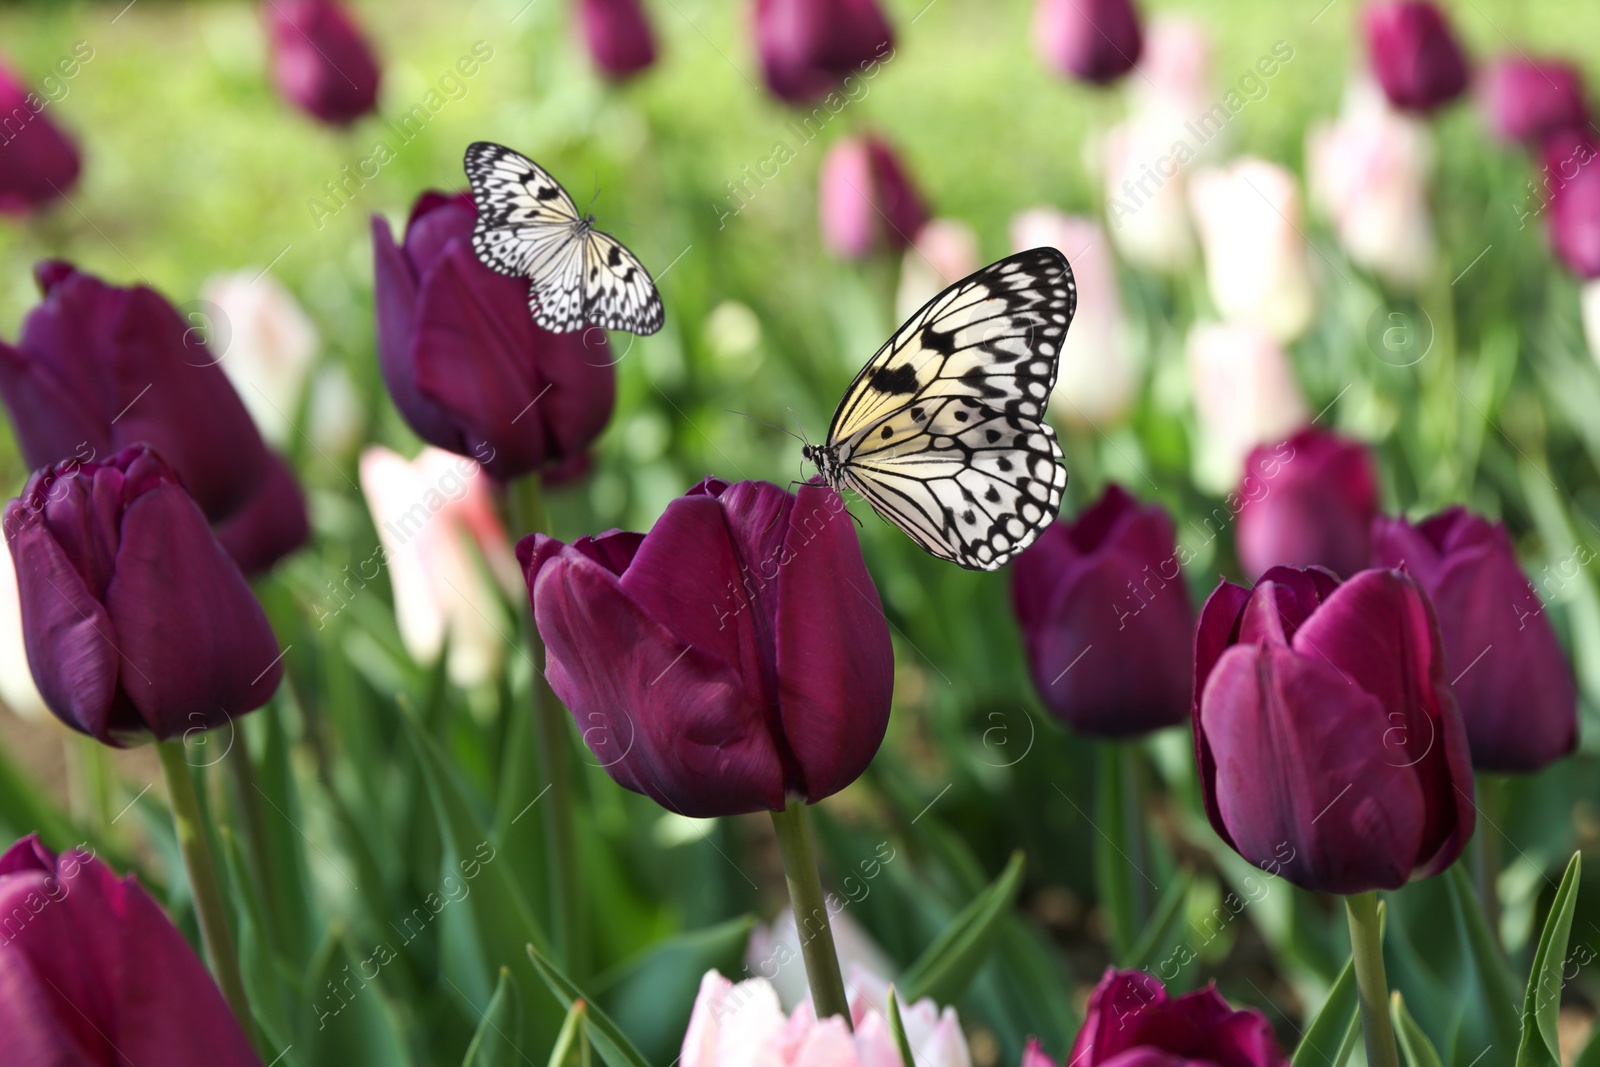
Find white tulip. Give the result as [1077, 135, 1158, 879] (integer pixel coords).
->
[1189, 158, 1317, 342]
[1186, 321, 1310, 492]
[202, 271, 319, 448]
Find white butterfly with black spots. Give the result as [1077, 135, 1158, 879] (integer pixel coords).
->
[463, 141, 664, 336]
[804, 247, 1075, 571]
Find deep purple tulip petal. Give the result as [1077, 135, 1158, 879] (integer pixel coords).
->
[373, 214, 464, 453]
[0, 65, 82, 215]
[0, 339, 113, 476]
[213, 449, 310, 575]
[580, 0, 658, 79]
[1203, 643, 1424, 894]
[776, 483, 894, 801]
[105, 483, 283, 739]
[6, 514, 123, 742]
[534, 553, 787, 815]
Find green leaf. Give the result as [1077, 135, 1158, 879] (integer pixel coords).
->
[591, 916, 754, 1066]
[1093, 745, 1140, 961]
[1292, 954, 1359, 1067]
[544, 997, 589, 1067]
[462, 967, 522, 1067]
[901, 850, 1025, 1005]
[1128, 870, 1194, 972]
[888, 986, 917, 1067]
[1574, 1020, 1600, 1067]
[527, 944, 653, 1067]
[1439, 863, 1522, 1061]
[1515, 852, 1582, 1067]
[304, 930, 412, 1067]
[1393, 991, 1446, 1067]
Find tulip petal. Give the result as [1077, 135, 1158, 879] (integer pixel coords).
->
[104, 483, 283, 738]
[213, 449, 310, 576]
[6, 512, 127, 743]
[776, 483, 894, 800]
[535, 551, 787, 816]
[1201, 643, 1425, 894]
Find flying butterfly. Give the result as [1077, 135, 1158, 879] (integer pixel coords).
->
[803, 247, 1075, 571]
[463, 141, 664, 336]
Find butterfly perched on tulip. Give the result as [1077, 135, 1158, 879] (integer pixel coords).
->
[805, 247, 1075, 570]
[463, 141, 664, 336]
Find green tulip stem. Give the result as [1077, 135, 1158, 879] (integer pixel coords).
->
[1474, 775, 1504, 946]
[770, 799, 853, 1026]
[156, 739, 254, 1038]
[1345, 892, 1401, 1067]
[510, 473, 586, 976]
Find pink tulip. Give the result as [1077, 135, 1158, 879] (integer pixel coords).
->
[1185, 322, 1310, 492]
[1189, 159, 1316, 342]
[895, 218, 979, 320]
[819, 134, 927, 258]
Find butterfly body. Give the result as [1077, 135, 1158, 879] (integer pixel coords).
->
[810, 248, 1075, 571]
[463, 142, 664, 336]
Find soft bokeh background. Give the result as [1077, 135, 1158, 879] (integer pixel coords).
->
[3, 1, 1600, 1065]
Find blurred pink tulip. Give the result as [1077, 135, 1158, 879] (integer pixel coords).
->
[1190, 158, 1316, 342]
[358, 446, 522, 687]
[1479, 56, 1588, 145]
[1128, 16, 1213, 126]
[1012, 209, 1138, 427]
[1543, 129, 1600, 279]
[1186, 322, 1310, 492]
[745, 909, 895, 1011]
[202, 270, 320, 449]
[1103, 121, 1197, 271]
[680, 969, 970, 1067]
[895, 218, 978, 321]
[1308, 80, 1437, 289]
[0, 59, 82, 215]
[818, 134, 927, 258]
[1033, 0, 1143, 86]
[754, 0, 893, 105]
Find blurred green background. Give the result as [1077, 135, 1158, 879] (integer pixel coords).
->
[3, 1, 1600, 1065]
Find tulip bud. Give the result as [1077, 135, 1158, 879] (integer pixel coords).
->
[201, 270, 319, 450]
[1033, 0, 1143, 86]
[1189, 159, 1316, 342]
[520, 479, 892, 818]
[1194, 565, 1475, 894]
[680, 969, 969, 1067]
[1543, 129, 1600, 279]
[1308, 80, 1437, 290]
[1013, 210, 1138, 427]
[1185, 323, 1310, 493]
[579, 0, 658, 80]
[1031, 968, 1287, 1066]
[1235, 429, 1378, 580]
[0, 835, 262, 1065]
[3, 445, 284, 746]
[754, 0, 894, 105]
[359, 446, 522, 688]
[1362, 1, 1469, 114]
[263, 0, 381, 126]
[373, 192, 616, 480]
[0, 261, 281, 526]
[1372, 508, 1577, 772]
[1102, 120, 1198, 271]
[895, 217, 978, 321]
[1479, 56, 1588, 145]
[1011, 485, 1192, 738]
[0, 59, 82, 215]
[818, 134, 928, 258]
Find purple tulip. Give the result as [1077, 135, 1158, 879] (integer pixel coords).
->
[1362, 1, 1469, 114]
[373, 191, 616, 482]
[264, 0, 381, 126]
[1235, 429, 1379, 580]
[579, 0, 658, 80]
[0, 59, 82, 215]
[818, 134, 928, 258]
[1543, 129, 1600, 279]
[1193, 565, 1475, 895]
[0, 835, 263, 1066]
[519, 478, 893, 817]
[1024, 969, 1286, 1067]
[1480, 56, 1588, 145]
[754, 0, 894, 105]
[1032, 0, 1144, 86]
[1373, 508, 1577, 772]
[1011, 484, 1192, 738]
[3, 445, 284, 746]
[0, 261, 280, 527]
[213, 450, 312, 576]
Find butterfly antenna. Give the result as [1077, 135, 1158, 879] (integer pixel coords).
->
[785, 407, 812, 449]
[724, 409, 806, 445]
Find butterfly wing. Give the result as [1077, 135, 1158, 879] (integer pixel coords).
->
[583, 230, 664, 335]
[464, 142, 583, 279]
[528, 236, 589, 334]
[827, 247, 1076, 570]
